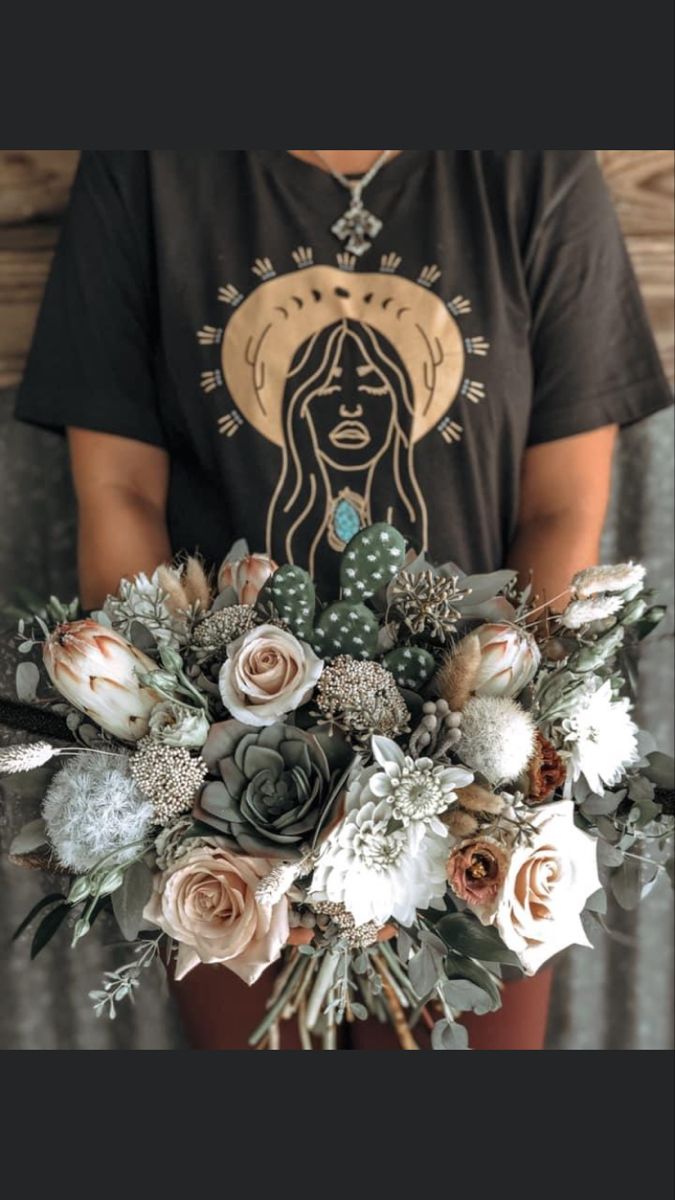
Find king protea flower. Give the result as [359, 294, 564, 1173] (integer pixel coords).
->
[472, 623, 541, 698]
[43, 620, 161, 742]
[217, 552, 277, 604]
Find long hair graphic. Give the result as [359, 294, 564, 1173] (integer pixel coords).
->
[219, 264, 465, 576]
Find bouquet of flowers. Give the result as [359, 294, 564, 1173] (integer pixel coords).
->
[3, 523, 673, 1049]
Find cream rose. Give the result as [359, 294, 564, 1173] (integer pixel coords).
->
[486, 800, 600, 974]
[218, 623, 323, 726]
[143, 840, 289, 983]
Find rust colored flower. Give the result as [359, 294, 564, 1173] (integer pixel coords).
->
[447, 839, 509, 918]
[527, 731, 567, 802]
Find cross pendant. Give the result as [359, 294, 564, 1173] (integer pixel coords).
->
[332, 198, 383, 257]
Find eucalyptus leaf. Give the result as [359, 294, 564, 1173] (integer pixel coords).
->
[442, 978, 497, 1015]
[584, 887, 608, 915]
[111, 860, 154, 941]
[408, 945, 441, 997]
[644, 752, 675, 791]
[610, 857, 643, 910]
[445, 953, 503, 1007]
[431, 1019, 469, 1050]
[396, 928, 414, 963]
[15, 661, 40, 703]
[581, 791, 622, 818]
[435, 913, 522, 965]
[10, 818, 48, 855]
[597, 840, 625, 868]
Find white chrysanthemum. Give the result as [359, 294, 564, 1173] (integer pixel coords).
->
[458, 695, 536, 784]
[43, 753, 154, 873]
[561, 595, 624, 630]
[561, 680, 639, 795]
[366, 735, 473, 832]
[103, 570, 186, 648]
[310, 797, 449, 926]
[571, 562, 645, 598]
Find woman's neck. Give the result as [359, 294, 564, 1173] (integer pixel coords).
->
[288, 150, 400, 174]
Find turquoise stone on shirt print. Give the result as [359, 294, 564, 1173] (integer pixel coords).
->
[333, 498, 361, 545]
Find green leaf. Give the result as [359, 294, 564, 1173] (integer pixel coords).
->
[350, 1002, 369, 1020]
[610, 858, 643, 911]
[644, 752, 675, 791]
[584, 887, 608, 915]
[12, 892, 66, 942]
[30, 903, 70, 958]
[408, 944, 443, 996]
[435, 913, 522, 965]
[445, 953, 503, 1008]
[111, 860, 154, 941]
[9, 818, 48, 856]
[431, 1019, 469, 1050]
[15, 661, 40, 703]
[581, 791, 622, 818]
[441, 978, 498, 1015]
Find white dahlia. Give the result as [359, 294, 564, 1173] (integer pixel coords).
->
[309, 796, 449, 927]
[561, 680, 639, 795]
[367, 735, 473, 833]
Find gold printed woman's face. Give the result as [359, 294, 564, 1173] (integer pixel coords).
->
[301, 326, 396, 470]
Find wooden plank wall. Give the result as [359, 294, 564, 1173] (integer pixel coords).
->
[0, 150, 673, 391]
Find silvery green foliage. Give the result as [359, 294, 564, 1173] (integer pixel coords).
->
[89, 937, 164, 1020]
[148, 700, 209, 749]
[103, 570, 187, 649]
[43, 753, 153, 873]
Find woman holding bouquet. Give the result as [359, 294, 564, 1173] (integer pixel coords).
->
[16, 150, 672, 1049]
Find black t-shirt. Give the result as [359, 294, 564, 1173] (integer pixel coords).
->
[15, 150, 673, 592]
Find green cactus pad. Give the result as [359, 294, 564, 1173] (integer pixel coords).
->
[382, 645, 436, 690]
[340, 524, 406, 601]
[312, 601, 379, 660]
[257, 565, 316, 639]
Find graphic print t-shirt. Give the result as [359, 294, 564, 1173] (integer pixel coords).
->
[16, 150, 673, 594]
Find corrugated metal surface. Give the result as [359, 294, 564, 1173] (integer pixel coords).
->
[1, 391, 672, 1050]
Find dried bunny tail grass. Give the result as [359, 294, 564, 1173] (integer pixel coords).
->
[0, 741, 59, 774]
[435, 633, 481, 711]
[155, 564, 189, 613]
[183, 556, 212, 612]
[571, 562, 646, 598]
[455, 783, 505, 815]
[443, 808, 479, 837]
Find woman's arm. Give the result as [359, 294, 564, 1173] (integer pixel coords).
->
[67, 428, 172, 609]
[507, 425, 618, 603]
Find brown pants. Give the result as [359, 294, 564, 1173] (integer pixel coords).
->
[172, 962, 553, 1051]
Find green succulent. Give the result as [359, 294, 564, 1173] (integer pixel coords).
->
[193, 719, 352, 858]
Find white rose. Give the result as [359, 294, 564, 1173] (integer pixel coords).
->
[488, 800, 600, 974]
[218, 623, 323, 727]
[144, 840, 289, 983]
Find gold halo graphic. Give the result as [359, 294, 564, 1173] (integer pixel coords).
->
[221, 265, 464, 447]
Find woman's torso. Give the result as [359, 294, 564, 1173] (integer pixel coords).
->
[145, 150, 540, 592]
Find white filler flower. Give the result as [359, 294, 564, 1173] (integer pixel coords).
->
[367, 735, 473, 833]
[562, 679, 639, 794]
[43, 753, 153, 873]
[310, 793, 449, 927]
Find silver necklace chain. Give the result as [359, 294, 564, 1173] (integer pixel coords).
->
[311, 149, 392, 257]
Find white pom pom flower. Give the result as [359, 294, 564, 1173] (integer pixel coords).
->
[457, 695, 536, 784]
[43, 753, 153, 873]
